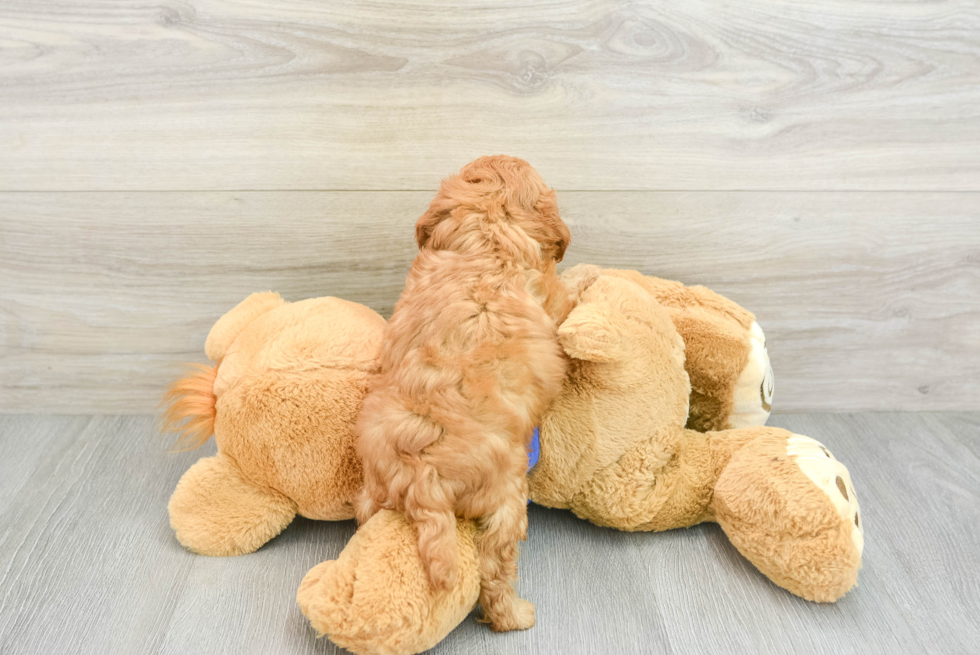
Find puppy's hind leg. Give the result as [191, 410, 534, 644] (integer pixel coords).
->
[476, 492, 535, 632]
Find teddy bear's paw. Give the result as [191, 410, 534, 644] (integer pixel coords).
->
[298, 510, 483, 655]
[168, 454, 297, 556]
[729, 321, 774, 428]
[712, 428, 862, 602]
[787, 434, 864, 555]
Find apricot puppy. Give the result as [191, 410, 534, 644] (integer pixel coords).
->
[355, 156, 578, 632]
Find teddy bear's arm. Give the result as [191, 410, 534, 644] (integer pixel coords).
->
[556, 301, 628, 363]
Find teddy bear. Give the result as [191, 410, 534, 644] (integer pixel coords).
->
[163, 268, 862, 655]
[163, 267, 768, 557]
[164, 292, 385, 557]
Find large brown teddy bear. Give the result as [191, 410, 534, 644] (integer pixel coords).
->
[164, 268, 862, 655]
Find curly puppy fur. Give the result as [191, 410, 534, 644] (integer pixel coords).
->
[355, 156, 581, 632]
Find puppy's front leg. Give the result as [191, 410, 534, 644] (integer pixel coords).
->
[354, 485, 383, 526]
[475, 490, 535, 632]
[540, 263, 602, 326]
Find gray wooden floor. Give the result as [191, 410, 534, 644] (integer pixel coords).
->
[1, 413, 977, 654]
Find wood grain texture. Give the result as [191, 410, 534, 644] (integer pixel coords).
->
[0, 413, 977, 654]
[1, 0, 978, 191]
[2, 191, 977, 413]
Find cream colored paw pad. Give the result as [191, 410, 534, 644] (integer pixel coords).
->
[730, 322, 774, 428]
[787, 434, 863, 555]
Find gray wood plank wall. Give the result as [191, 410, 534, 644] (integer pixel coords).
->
[1, 1, 978, 413]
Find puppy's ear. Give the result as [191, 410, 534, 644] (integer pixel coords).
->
[536, 190, 570, 262]
[415, 206, 442, 249]
[416, 176, 462, 249]
[557, 301, 627, 362]
[551, 215, 571, 262]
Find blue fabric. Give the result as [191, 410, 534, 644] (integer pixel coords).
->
[526, 427, 540, 505]
[527, 426, 540, 471]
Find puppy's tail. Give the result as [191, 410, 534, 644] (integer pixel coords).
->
[160, 363, 218, 451]
[406, 470, 460, 591]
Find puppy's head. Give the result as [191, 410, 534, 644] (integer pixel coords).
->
[416, 155, 570, 264]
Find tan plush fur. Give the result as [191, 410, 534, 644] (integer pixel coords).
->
[599, 268, 758, 432]
[298, 510, 481, 655]
[169, 453, 297, 557]
[164, 294, 386, 556]
[711, 432, 862, 602]
[528, 273, 861, 600]
[296, 272, 862, 655]
[355, 156, 583, 632]
[161, 265, 860, 654]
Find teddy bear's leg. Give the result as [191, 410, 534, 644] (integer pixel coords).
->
[168, 453, 297, 556]
[566, 426, 720, 532]
[298, 510, 482, 655]
[709, 427, 863, 602]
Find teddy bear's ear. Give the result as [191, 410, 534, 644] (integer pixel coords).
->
[205, 292, 285, 361]
[557, 301, 627, 362]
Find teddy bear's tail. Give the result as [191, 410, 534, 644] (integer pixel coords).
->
[160, 363, 218, 451]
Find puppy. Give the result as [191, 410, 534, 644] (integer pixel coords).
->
[355, 156, 581, 631]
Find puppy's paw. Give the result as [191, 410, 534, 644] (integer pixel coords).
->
[562, 264, 602, 298]
[487, 598, 536, 632]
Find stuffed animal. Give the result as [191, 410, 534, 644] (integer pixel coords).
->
[164, 293, 384, 556]
[163, 268, 862, 655]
